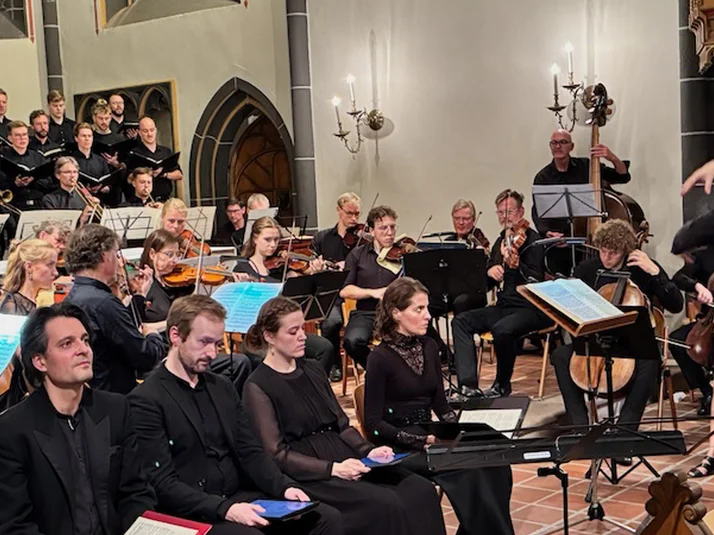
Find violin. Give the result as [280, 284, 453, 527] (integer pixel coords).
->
[180, 230, 211, 258]
[343, 223, 372, 249]
[384, 236, 420, 262]
[264, 252, 313, 274]
[164, 264, 234, 287]
[503, 219, 529, 269]
[465, 227, 490, 252]
[685, 273, 714, 368]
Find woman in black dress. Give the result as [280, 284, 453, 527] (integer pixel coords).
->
[364, 277, 515, 535]
[242, 296, 446, 535]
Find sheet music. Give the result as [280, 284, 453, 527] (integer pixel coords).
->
[124, 517, 197, 535]
[458, 408, 522, 439]
[212, 282, 283, 333]
[17, 210, 82, 240]
[0, 315, 28, 375]
[101, 207, 161, 242]
[185, 206, 217, 240]
[525, 278, 623, 325]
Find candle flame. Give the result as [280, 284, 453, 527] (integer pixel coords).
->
[564, 42, 573, 53]
[550, 63, 561, 75]
[346, 74, 356, 84]
[331, 96, 341, 107]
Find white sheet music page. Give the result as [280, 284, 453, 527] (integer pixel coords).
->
[458, 408, 522, 439]
[124, 517, 198, 535]
[525, 278, 623, 325]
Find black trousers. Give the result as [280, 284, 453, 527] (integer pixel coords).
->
[320, 302, 344, 369]
[551, 344, 658, 431]
[451, 304, 552, 389]
[209, 502, 343, 535]
[669, 323, 712, 396]
[209, 353, 253, 395]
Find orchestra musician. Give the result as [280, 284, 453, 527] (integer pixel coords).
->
[452, 189, 551, 398]
[128, 295, 342, 535]
[42, 156, 99, 225]
[550, 220, 682, 437]
[28, 109, 61, 157]
[236, 216, 335, 375]
[0, 88, 10, 141]
[130, 116, 183, 201]
[243, 296, 446, 535]
[312, 191, 363, 382]
[34, 219, 71, 255]
[215, 197, 247, 248]
[365, 278, 515, 535]
[0, 303, 156, 535]
[47, 89, 76, 146]
[108, 93, 138, 138]
[124, 167, 162, 208]
[159, 197, 189, 238]
[246, 192, 270, 213]
[63, 224, 166, 394]
[72, 121, 118, 206]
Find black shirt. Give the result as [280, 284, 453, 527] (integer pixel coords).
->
[122, 193, 152, 207]
[214, 220, 246, 249]
[673, 247, 714, 293]
[343, 244, 399, 311]
[312, 225, 350, 263]
[48, 116, 76, 146]
[574, 257, 683, 314]
[488, 226, 545, 308]
[72, 149, 121, 207]
[57, 406, 104, 535]
[0, 148, 53, 208]
[532, 156, 631, 235]
[130, 143, 180, 201]
[65, 276, 166, 394]
[143, 277, 194, 323]
[42, 187, 87, 210]
[233, 259, 280, 283]
[0, 116, 10, 141]
[172, 374, 241, 498]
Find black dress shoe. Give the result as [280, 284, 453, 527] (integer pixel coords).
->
[460, 386, 484, 399]
[698, 394, 712, 416]
[483, 382, 512, 398]
[329, 366, 342, 383]
[615, 456, 633, 467]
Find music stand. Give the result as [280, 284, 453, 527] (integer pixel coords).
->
[16, 210, 82, 241]
[281, 271, 348, 322]
[533, 184, 604, 276]
[403, 248, 487, 394]
[102, 207, 160, 244]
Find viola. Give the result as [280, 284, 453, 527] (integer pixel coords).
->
[685, 273, 714, 368]
[384, 236, 420, 262]
[503, 219, 529, 269]
[180, 230, 211, 258]
[343, 223, 373, 249]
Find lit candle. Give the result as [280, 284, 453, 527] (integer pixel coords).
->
[346, 74, 356, 106]
[331, 96, 342, 127]
[564, 42, 574, 77]
[550, 63, 560, 96]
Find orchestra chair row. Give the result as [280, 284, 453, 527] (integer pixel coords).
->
[340, 298, 369, 397]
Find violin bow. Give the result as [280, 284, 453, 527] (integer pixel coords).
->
[415, 214, 432, 244]
[193, 209, 209, 295]
[106, 206, 143, 329]
[355, 192, 379, 249]
[281, 216, 297, 284]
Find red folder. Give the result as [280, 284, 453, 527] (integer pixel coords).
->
[140, 511, 212, 534]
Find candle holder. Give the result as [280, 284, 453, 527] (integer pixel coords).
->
[331, 75, 384, 156]
[548, 82, 585, 132]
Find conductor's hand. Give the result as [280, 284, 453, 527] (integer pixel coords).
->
[695, 282, 714, 305]
[331, 459, 370, 481]
[626, 250, 660, 276]
[488, 265, 504, 282]
[682, 159, 714, 195]
[224, 503, 269, 527]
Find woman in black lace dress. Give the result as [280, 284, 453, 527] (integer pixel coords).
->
[364, 277, 514, 535]
[242, 296, 446, 535]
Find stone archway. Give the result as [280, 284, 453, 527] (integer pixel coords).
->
[189, 78, 296, 231]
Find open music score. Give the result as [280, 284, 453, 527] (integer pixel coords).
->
[0, 314, 28, 375]
[518, 278, 637, 337]
[17, 210, 81, 240]
[459, 408, 522, 440]
[124, 511, 211, 534]
[212, 282, 283, 333]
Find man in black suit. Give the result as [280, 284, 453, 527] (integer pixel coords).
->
[129, 294, 342, 534]
[0, 303, 156, 534]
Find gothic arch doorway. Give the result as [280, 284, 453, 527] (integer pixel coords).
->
[190, 78, 295, 232]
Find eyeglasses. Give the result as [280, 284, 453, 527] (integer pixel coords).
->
[549, 139, 571, 146]
[496, 209, 518, 217]
[340, 208, 361, 218]
[374, 224, 397, 233]
[452, 217, 474, 223]
[159, 250, 181, 260]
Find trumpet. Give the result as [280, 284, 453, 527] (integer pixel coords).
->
[0, 190, 22, 216]
[73, 183, 104, 219]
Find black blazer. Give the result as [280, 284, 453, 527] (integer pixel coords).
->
[0, 387, 155, 535]
[128, 365, 295, 523]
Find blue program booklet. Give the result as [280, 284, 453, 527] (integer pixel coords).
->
[360, 452, 412, 468]
[251, 500, 319, 520]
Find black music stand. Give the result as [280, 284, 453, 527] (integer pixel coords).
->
[281, 271, 348, 322]
[403, 248, 487, 394]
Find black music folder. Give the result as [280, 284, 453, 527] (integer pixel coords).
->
[126, 150, 181, 172]
[0, 156, 54, 179]
[91, 138, 136, 158]
[119, 121, 139, 133]
[78, 167, 123, 186]
[36, 145, 66, 160]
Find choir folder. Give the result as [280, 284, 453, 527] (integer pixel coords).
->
[124, 511, 211, 534]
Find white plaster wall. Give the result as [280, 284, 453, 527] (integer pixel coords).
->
[308, 0, 681, 271]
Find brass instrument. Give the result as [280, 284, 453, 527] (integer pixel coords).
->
[0, 190, 22, 216]
[72, 184, 104, 218]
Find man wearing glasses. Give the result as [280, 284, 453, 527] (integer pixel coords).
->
[313, 192, 362, 381]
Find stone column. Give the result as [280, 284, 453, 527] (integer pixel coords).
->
[41, 0, 64, 93]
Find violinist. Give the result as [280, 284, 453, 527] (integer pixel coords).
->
[123, 167, 162, 208]
[34, 219, 70, 254]
[451, 189, 551, 398]
[159, 197, 188, 237]
[237, 216, 335, 375]
[312, 192, 362, 381]
[246, 192, 270, 212]
[64, 224, 166, 394]
[551, 220, 682, 435]
[42, 156, 98, 225]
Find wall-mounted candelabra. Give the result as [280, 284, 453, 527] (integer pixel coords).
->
[331, 74, 384, 156]
[546, 42, 587, 132]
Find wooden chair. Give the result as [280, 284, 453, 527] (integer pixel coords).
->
[534, 324, 561, 400]
[654, 307, 678, 431]
[352, 383, 366, 437]
[341, 298, 364, 396]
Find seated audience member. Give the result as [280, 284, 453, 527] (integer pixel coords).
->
[124, 167, 161, 208]
[0, 302, 156, 534]
[129, 295, 342, 534]
[47, 89, 76, 146]
[215, 197, 246, 248]
[365, 278, 514, 535]
[130, 116, 182, 201]
[28, 109, 61, 156]
[0, 239, 59, 410]
[64, 224, 165, 394]
[243, 296, 446, 535]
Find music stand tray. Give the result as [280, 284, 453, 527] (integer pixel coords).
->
[532, 184, 604, 222]
[281, 271, 348, 322]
